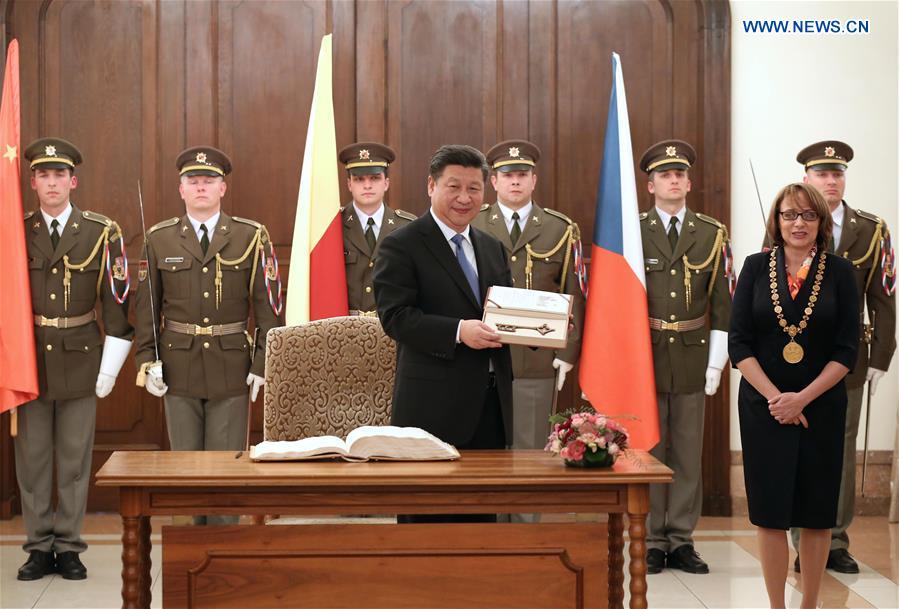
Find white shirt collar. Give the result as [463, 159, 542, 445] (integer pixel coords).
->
[187, 211, 220, 240]
[831, 202, 845, 228]
[353, 202, 385, 230]
[496, 200, 533, 225]
[430, 208, 471, 243]
[41, 203, 73, 235]
[655, 205, 686, 230]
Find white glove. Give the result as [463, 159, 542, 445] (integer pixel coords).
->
[145, 362, 168, 397]
[246, 373, 265, 402]
[866, 367, 886, 396]
[552, 358, 574, 391]
[95, 372, 116, 398]
[704, 367, 723, 396]
[96, 336, 133, 397]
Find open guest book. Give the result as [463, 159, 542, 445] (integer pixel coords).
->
[249, 426, 460, 462]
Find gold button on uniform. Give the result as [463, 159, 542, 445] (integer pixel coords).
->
[368, 261, 374, 268]
[670, 291, 676, 298]
[203, 317, 210, 323]
[365, 286, 372, 293]
[511, 255, 517, 262]
[203, 342, 210, 349]
[203, 291, 210, 298]
[670, 269, 676, 275]
[51, 268, 58, 275]
[46, 344, 53, 351]
[49, 293, 56, 300]
[670, 314, 676, 321]
[202, 267, 208, 274]
[668, 336, 675, 343]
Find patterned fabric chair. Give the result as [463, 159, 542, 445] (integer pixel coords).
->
[263, 316, 395, 441]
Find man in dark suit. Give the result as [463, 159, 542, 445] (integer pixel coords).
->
[374, 144, 513, 461]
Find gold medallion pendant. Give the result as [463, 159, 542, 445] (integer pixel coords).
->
[783, 340, 804, 364]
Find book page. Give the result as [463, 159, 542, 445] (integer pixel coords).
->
[250, 436, 349, 461]
[485, 285, 571, 315]
[346, 426, 460, 461]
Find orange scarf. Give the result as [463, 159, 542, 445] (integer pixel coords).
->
[786, 247, 817, 299]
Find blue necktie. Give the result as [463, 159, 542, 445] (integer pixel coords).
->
[451, 234, 480, 305]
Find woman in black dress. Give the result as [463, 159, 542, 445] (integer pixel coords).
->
[729, 183, 858, 609]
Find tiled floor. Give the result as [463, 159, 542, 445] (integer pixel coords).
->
[1, 514, 896, 608]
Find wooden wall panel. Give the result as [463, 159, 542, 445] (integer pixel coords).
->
[0, 0, 731, 516]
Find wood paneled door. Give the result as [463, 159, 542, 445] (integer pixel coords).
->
[0, 0, 731, 515]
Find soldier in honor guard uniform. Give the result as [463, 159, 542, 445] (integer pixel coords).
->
[337, 142, 415, 315]
[472, 140, 586, 463]
[790, 141, 896, 573]
[134, 146, 283, 525]
[639, 140, 733, 575]
[17, 138, 133, 580]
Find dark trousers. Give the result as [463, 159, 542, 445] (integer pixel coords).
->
[399, 378, 505, 524]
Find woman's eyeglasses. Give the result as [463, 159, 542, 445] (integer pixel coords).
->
[779, 210, 819, 222]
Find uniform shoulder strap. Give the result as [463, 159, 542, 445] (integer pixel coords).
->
[82, 209, 112, 227]
[394, 209, 417, 221]
[544, 208, 573, 225]
[148, 217, 180, 234]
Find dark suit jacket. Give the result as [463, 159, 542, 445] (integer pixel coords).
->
[373, 211, 513, 446]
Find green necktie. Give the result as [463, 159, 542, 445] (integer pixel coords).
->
[50, 219, 60, 250]
[365, 217, 376, 252]
[200, 223, 209, 254]
[510, 212, 521, 245]
[667, 217, 679, 251]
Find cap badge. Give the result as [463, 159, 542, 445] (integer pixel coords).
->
[195, 152, 208, 164]
[665, 146, 677, 157]
[45, 145, 57, 157]
[824, 146, 835, 158]
[509, 147, 520, 158]
[359, 149, 370, 160]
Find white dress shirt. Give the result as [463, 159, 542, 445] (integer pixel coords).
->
[187, 211, 220, 242]
[41, 203, 73, 236]
[353, 202, 385, 239]
[831, 202, 845, 250]
[496, 200, 533, 235]
[655, 205, 687, 236]
[430, 209, 480, 344]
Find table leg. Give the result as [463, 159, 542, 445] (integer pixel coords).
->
[138, 516, 151, 609]
[627, 484, 650, 609]
[121, 515, 141, 609]
[608, 512, 624, 609]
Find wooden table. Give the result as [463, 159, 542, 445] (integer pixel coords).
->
[96, 449, 671, 609]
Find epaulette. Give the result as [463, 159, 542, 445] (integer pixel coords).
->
[394, 209, 416, 221]
[232, 216, 262, 229]
[340, 205, 347, 213]
[696, 213, 724, 229]
[82, 210, 112, 227]
[24, 210, 35, 220]
[544, 208, 573, 225]
[854, 208, 883, 225]
[480, 204, 490, 212]
[639, 212, 648, 220]
[148, 217, 180, 233]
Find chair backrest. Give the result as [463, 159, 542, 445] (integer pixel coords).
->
[263, 316, 396, 441]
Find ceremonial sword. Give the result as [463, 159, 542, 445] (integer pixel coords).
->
[861, 310, 875, 497]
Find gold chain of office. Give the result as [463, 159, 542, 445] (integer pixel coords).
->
[769, 248, 826, 364]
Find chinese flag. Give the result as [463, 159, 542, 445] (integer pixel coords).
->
[0, 39, 38, 414]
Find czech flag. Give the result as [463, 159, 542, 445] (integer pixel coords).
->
[579, 53, 659, 450]
[0, 39, 38, 417]
[285, 34, 348, 325]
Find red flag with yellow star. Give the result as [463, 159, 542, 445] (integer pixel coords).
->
[0, 39, 38, 413]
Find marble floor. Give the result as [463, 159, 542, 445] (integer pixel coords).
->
[1, 515, 896, 609]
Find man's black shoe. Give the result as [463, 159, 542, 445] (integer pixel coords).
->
[55, 551, 87, 580]
[666, 545, 709, 574]
[17, 550, 55, 581]
[826, 548, 859, 574]
[794, 555, 801, 573]
[646, 548, 666, 574]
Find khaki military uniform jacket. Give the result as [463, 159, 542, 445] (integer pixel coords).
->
[25, 206, 133, 400]
[135, 213, 283, 400]
[835, 203, 896, 388]
[471, 202, 586, 378]
[342, 204, 415, 313]
[641, 207, 731, 393]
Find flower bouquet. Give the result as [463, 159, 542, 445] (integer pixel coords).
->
[545, 408, 629, 468]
